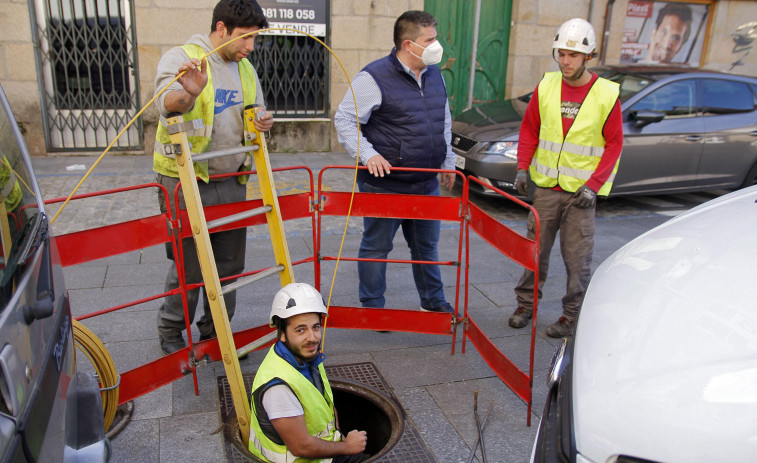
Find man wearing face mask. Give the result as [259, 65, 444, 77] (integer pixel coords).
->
[333, 10, 455, 315]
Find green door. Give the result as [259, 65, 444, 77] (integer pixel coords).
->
[425, 0, 512, 116]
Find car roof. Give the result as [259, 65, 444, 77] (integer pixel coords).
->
[572, 185, 757, 462]
[593, 63, 757, 82]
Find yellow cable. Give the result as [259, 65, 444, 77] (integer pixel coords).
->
[73, 319, 119, 431]
[49, 27, 363, 352]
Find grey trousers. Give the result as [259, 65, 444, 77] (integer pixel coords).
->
[514, 187, 595, 321]
[156, 174, 246, 337]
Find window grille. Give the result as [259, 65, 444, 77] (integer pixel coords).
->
[31, 0, 142, 151]
[248, 35, 329, 118]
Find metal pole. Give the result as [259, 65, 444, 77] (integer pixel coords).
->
[465, 0, 483, 111]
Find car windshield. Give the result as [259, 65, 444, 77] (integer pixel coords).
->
[596, 70, 658, 103]
[519, 69, 672, 105]
[0, 89, 44, 305]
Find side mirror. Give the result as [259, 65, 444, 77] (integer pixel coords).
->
[629, 110, 665, 128]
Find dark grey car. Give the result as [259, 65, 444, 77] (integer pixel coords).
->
[452, 65, 757, 197]
[0, 84, 110, 461]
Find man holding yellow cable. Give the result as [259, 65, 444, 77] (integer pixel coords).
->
[152, 0, 274, 355]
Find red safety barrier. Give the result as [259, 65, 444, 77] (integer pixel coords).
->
[316, 166, 466, 348]
[48, 165, 540, 425]
[462, 176, 540, 426]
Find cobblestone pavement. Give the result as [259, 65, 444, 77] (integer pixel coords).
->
[32, 152, 370, 238]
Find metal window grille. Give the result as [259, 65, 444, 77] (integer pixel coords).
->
[30, 0, 142, 151]
[248, 35, 329, 118]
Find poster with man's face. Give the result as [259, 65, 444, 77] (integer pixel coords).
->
[621, 1, 710, 66]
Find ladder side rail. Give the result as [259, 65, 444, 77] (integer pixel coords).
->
[164, 113, 252, 444]
[243, 105, 294, 286]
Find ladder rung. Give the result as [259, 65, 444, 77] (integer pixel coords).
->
[221, 265, 285, 295]
[237, 331, 277, 357]
[192, 145, 260, 162]
[206, 205, 272, 230]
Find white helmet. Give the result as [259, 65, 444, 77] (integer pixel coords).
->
[553, 18, 596, 55]
[269, 283, 328, 327]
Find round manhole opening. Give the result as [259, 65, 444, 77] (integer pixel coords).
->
[231, 379, 405, 462]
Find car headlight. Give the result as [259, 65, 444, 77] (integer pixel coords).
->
[484, 141, 518, 160]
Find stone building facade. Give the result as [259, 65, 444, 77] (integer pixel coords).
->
[1, 0, 755, 156]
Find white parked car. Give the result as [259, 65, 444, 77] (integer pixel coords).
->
[533, 185, 757, 462]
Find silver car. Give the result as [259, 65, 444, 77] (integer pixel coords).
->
[452, 65, 757, 197]
[0, 84, 110, 461]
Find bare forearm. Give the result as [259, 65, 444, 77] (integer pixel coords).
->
[290, 436, 356, 459]
[163, 89, 198, 114]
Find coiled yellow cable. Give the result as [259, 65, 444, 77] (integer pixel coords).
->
[73, 319, 119, 431]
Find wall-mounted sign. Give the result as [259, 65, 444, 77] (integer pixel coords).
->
[258, 0, 327, 37]
[620, 1, 711, 67]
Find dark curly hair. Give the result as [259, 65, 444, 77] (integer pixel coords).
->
[211, 0, 269, 34]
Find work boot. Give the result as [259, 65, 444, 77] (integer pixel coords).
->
[545, 317, 575, 338]
[508, 307, 532, 328]
[420, 302, 455, 314]
[159, 330, 186, 355]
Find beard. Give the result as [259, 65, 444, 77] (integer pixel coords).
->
[284, 337, 320, 362]
[563, 64, 586, 81]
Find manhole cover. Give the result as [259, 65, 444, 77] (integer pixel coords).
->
[217, 362, 437, 462]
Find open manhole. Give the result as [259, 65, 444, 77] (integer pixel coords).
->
[218, 362, 437, 462]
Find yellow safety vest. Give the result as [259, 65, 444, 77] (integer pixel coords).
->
[153, 44, 257, 184]
[249, 346, 339, 463]
[0, 157, 22, 212]
[530, 72, 620, 196]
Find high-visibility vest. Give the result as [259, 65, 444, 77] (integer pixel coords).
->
[530, 72, 620, 196]
[249, 346, 339, 463]
[0, 157, 22, 211]
[153, 44, 257, 184]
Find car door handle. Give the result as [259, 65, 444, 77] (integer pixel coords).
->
[686, 135, 703, 142]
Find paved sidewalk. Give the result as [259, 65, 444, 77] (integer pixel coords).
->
[32, 152, 668, 463]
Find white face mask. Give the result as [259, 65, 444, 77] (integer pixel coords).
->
[410, 39, 444, 66]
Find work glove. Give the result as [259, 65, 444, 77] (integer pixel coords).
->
[573, 184, 597, 208]
[514, 169, 529, 196]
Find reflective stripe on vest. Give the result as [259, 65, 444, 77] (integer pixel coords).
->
[249, 346, 338, 463]
[530, 72, 620, 196]
[153, 44, 257, 183]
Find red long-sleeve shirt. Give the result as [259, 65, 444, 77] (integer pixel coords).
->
[517, 72, 623, 193]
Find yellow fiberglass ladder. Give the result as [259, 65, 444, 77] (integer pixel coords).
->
[163, 104, 292, 446]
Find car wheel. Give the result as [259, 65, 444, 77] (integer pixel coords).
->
[741, 162, 757, 188]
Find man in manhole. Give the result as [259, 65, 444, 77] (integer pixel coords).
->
[249, 283, 369, 462]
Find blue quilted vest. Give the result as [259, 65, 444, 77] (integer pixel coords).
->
[360, 50, 448, 194]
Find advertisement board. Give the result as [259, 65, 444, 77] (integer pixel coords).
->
[620, 1, 710, 66]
